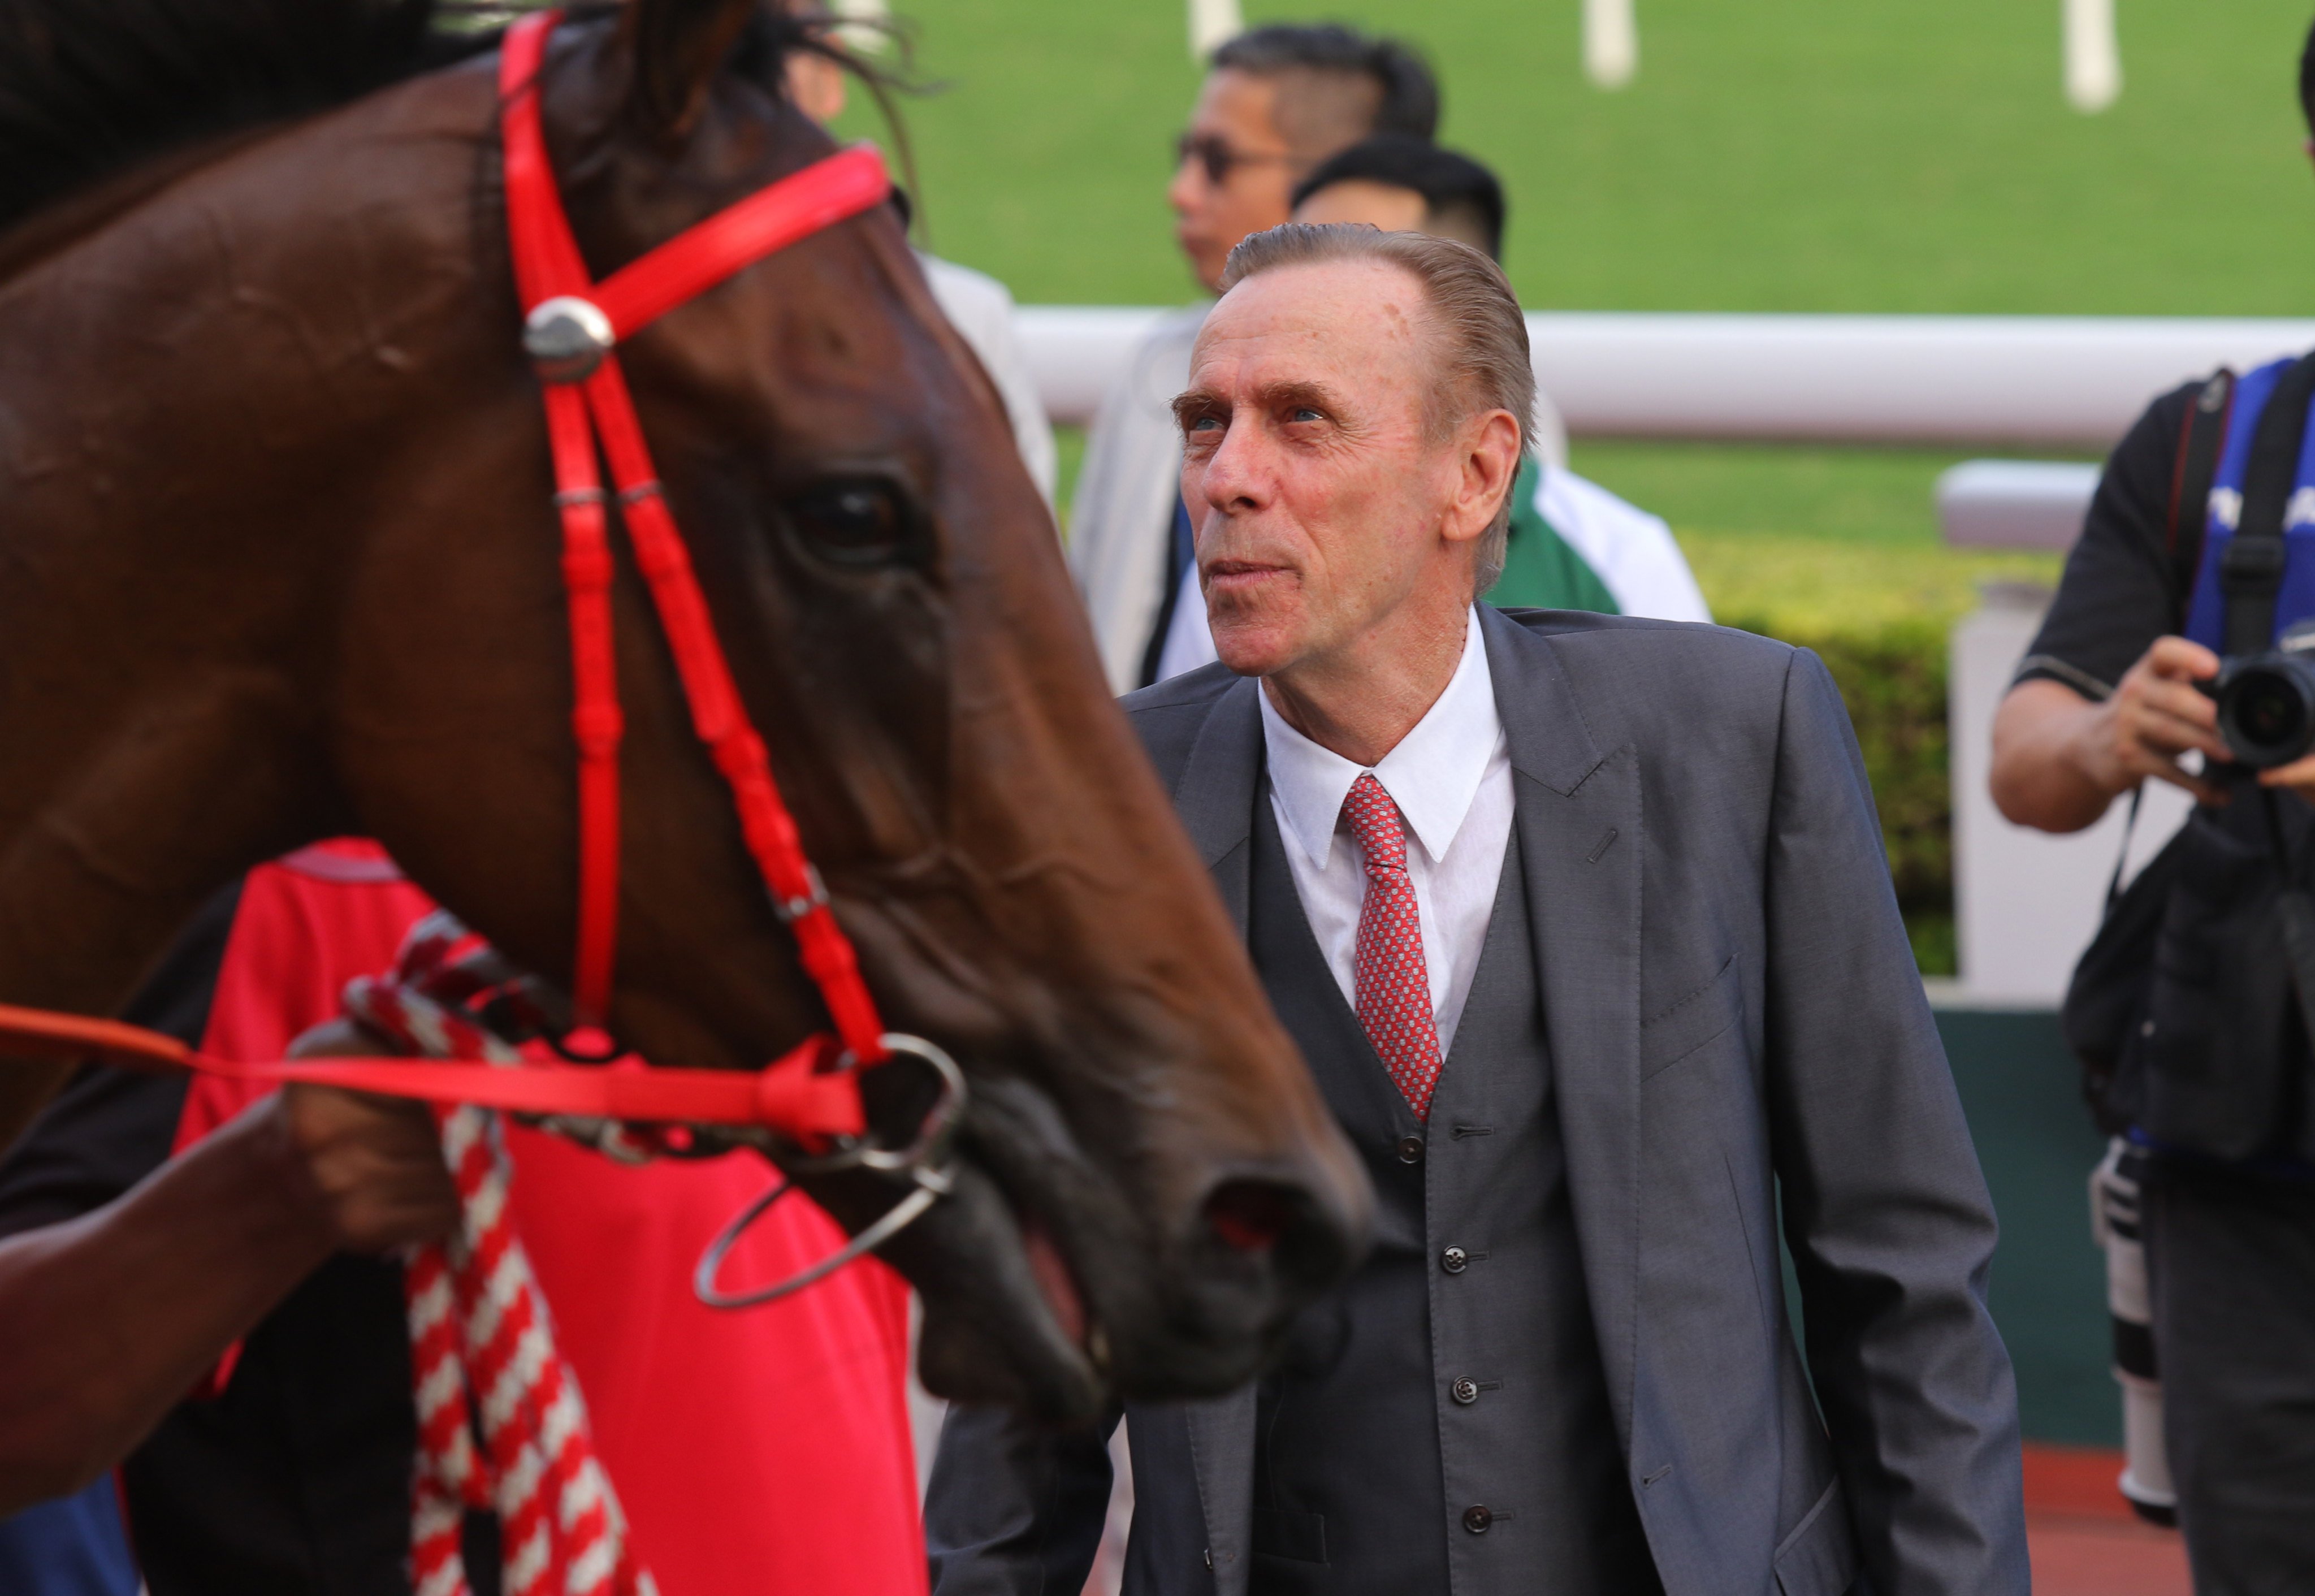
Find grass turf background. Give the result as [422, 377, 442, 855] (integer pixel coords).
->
[847, 0, 2315, 314]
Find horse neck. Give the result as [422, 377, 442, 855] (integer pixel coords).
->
[0, 66, 511, 1028]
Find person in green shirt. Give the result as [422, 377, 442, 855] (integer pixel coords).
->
[1291, 136, 1710, 622]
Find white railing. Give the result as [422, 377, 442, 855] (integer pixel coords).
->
[1018, 306, 2315, 1007]
[1018, 307, 2315, 448]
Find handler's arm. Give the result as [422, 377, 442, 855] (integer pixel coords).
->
[0, 1084, 453, 1513]
[1766, 650, 2029, 1595]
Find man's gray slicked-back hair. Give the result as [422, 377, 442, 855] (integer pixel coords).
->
[1219, 223, 1533, 594]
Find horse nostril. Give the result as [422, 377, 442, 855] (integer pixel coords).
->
[1202, 1179, 1300, 1254]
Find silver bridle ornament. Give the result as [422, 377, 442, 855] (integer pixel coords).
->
[523, 295, 616, 384]
[694, 1032, 967, 1309]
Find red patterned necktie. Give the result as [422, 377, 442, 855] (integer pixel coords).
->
[1342, 772, 1444, 1119]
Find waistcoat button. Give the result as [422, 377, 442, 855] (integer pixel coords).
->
[1462, 1505, 1492, 1534]
[1396, 1135, 1425, 1165]
[1440, 1246, 1468, 1274]
[1452, 1377, 1479, 1404]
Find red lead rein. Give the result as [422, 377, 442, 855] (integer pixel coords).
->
[0, 1000, 864, 1141]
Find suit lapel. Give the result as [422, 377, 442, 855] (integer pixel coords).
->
[1171, 674, 1265, 1588]
[1183, 1392, 1258, 1594]
[1171, 675, 1264, 935]
[1481, 607, 1645, 1450]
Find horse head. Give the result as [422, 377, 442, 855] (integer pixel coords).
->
[0, 0, 1369, 1421]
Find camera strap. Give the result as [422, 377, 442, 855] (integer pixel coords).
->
[2221, 352, 2315, 655]
[2166, 369, 2232, 592]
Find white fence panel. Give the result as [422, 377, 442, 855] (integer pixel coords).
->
[1016, 308, 2315, 447]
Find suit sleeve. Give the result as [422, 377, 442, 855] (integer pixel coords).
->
[924, 1404, 1118, 1595]
[1762, 648, 2030, 1596]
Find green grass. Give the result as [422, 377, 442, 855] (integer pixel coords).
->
[849, 0, 2315, 314]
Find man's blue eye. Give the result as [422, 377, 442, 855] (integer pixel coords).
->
[1292, 408, 1324, 423]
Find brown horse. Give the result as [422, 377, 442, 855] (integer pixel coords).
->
[0, 0, 1367, 1421]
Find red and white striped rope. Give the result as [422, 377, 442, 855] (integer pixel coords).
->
[345, 912, 658, 1596]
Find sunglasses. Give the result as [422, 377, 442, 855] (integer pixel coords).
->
[1174, 132, 1301, 187]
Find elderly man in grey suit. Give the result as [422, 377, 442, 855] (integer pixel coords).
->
[924, 223, 2027, 1596]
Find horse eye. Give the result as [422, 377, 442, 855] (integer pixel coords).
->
[787, 479, 914, 566]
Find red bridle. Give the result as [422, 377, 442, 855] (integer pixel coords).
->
[500, 8, 892, 1056]
[0, 11, 945, 1201]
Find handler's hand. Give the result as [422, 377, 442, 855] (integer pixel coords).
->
[270, 1017, 457, 1252]
[2086, 636, 2230, 805]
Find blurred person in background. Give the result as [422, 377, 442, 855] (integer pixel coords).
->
[786, 7, 1057, 508]
[1290, 137, 1708, 626]
[1985, 22, 2315, 1591]
[1071, 23, 1438, 692]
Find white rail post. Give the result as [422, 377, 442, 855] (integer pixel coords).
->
[833, 0, 889, 53]
[1585, 0, 1638, 89]
[2065, 0, 2122, 113]
[1189, 0, 1244, 60]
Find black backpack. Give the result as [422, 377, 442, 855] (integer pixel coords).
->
[2062, 356, 2315, 1160]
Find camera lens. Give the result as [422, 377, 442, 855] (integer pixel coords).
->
[2235, 675, 2305, 750]
[2219, 659, 2315, 767]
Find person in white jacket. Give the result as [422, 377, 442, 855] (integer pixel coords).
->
[785, 17, 1057, 509]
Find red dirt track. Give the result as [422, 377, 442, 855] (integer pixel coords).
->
[2025, 1444, 2192, 1596]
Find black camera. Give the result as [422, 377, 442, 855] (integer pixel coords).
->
[2206, 621, 2315, 768]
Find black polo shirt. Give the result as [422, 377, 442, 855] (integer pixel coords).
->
[2014, 380, 2204, 699]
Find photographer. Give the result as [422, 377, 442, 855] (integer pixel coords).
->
[1988, 32, 2315, 1591]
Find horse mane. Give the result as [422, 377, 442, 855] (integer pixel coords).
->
[0, 0, 498, 232]
[0, 0, 909, 240]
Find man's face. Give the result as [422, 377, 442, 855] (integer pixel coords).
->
[1175, 259, 1468, 677]
[1168, 70, 1305, 293]
[1291, 179, 1429, 235]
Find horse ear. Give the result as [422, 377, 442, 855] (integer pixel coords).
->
[621, 0, 760, 137]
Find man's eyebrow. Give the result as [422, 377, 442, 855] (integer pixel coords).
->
[1171, 387, 1227, 429]
[1257, 380, 1344, 416]
[1169, 380, 1348, 432]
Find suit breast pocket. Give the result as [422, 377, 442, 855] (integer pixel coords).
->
[1641, 955, 1742, 1082]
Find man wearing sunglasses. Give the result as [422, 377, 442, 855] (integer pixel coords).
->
[1070, 23, 1436, 694]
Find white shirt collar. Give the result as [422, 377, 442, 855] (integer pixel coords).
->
[1258, 608, 1506, 872]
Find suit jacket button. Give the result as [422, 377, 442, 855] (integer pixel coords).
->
[1396, 1135, 1424, 1165]
[1440, 1246, 1468, 1274]
[1452, 1377, 1479, 1404]
[1461, 1505, 1492, 1535]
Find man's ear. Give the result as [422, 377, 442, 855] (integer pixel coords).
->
[621, 0, 760, 140]
[1444, 409, 1525, 546]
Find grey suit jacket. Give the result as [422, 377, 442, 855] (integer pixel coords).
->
[927, 605, 2028, 1596]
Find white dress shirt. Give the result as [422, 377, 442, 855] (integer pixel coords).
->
[1258, 609, 1516, 1058]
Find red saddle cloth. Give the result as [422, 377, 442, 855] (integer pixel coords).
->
[172, 838, 929, 1596]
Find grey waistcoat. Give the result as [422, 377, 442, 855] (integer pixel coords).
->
[1244, 789, 1658, 1596]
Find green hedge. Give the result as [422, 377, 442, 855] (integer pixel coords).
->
[1681, 534, 2062, 976]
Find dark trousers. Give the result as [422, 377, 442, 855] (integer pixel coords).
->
[2144, 1160, 2315, 1596]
